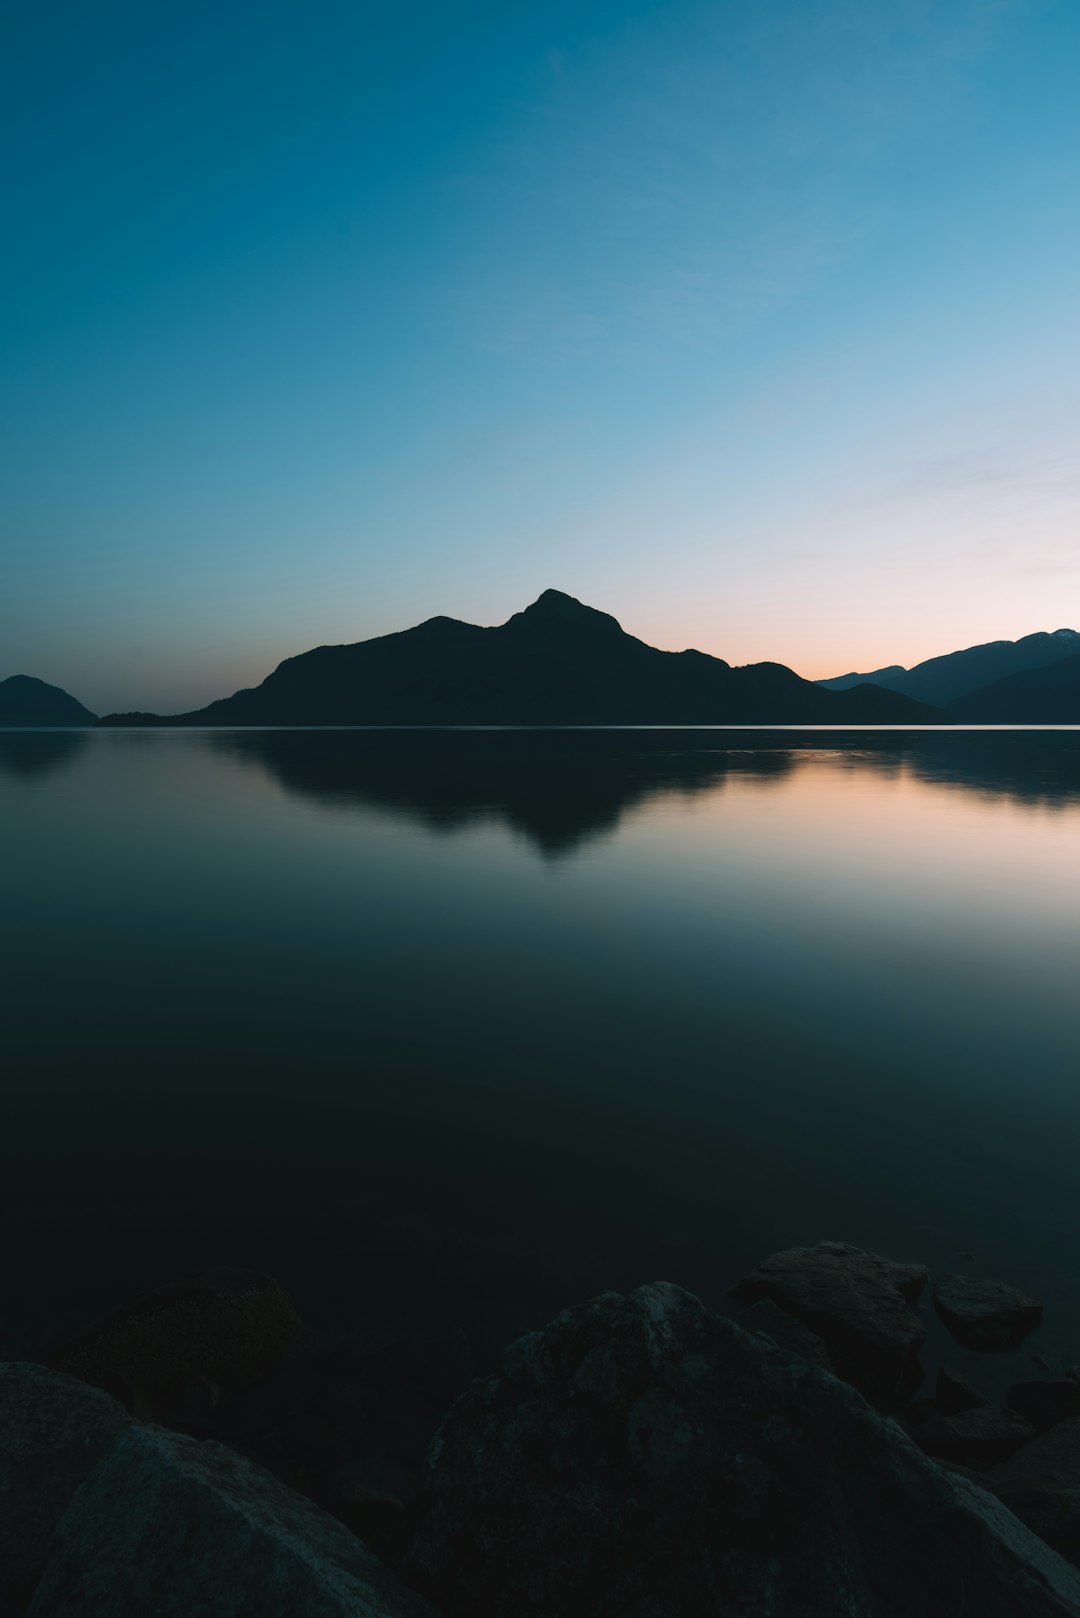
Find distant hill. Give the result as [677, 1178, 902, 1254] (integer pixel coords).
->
[98, 590, 948, 728]
[952, 650, 1080, 723]
[0, 674, 97, 727]
[817, 629, 1080, 709]
[816, 665, 906, 693]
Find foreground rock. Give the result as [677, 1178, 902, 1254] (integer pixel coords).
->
[937, 1365, 992, 1415]
[0, 1363, 131, 1617]
[917, 1405, 1035, 1466]
[30, 1424, 439, 1618]
[731, 1241, 927, 1406]
[934, 1275, 1043, 1350]
[984, 1420, 1080, 1569]
[1010, 1383, 1080, 1434]
[410, 1282, 1080, 1617]
[53, 1267, 301, 1421]
[735, 1298, 833, 1369]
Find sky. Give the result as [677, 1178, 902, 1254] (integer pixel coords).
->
[3, 0, 1080, 713]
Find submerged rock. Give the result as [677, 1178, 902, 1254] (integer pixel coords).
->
[934, 1275, 1043, 1351]
[937, 1365, 992, 1416]
[731, 1240, 927, 1406]
[0, 1363, 131, 1616]
[410, 1282, 1080, 1617]
[30, 1424, 439, 1618]
[53, 1267, 301, 1420]
[1009, 1383, 1080, 1434]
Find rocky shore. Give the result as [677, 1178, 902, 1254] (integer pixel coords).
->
[5, 1243, 1080, 1615]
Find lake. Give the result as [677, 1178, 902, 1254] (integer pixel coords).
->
[3, 725, 1080, 1394]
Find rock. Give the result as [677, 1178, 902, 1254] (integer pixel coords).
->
[1010, 1384, 1080, 1434]
[905, 1396, 938, 1428]
[934, 1275, 1043, 1351]
[996, 1421, 1080, 1495]
[731, 1240, 927, 1407]
[53, 1268, 301, 1420]
[989, 1421, 1080, 1569]
[735, 1298, 833, 1369]
[917, 1406, 1035, 1466]
[410, 1282, 1080, 1617]
[937, 1364, 992, 1416]
[30, 1423, 439, 1617]
[0, 1363, 131, 1616]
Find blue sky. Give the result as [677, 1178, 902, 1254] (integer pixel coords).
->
[3, 0, 1079, 711]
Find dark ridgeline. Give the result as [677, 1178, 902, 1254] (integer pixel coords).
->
[97, 589, 947, 726]
[0, 674, 97, 727]
[817, 628, 1080, 709]
[211, 726, 1080, 857]
[952, 650, 1080, 723]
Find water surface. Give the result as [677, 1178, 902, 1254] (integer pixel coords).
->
[3, 726, 1080, 1389]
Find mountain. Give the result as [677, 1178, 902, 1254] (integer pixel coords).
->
[816, 664, 906, 693]
[816, 629, 1080, 709]
[98, 590, 948, 727]
[0, 674, 97, 727]
[951, 650, 1080, 723]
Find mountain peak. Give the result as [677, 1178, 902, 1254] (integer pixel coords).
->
[509, 590, 626, 638]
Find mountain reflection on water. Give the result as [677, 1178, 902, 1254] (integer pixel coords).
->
[4, 723, 1080, 1377]
[0, 729, 88, 780]
[209, 727, 1080, 856]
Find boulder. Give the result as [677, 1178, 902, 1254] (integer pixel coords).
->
[996, 1421, 1080, 1495]
[917, 1406, 1035, 1466]
[1010, 1384, 1080, 1434]
[735, 1298, 833, 1369]
[988, 1422, 1080, 1569]
[410, 1282, 1080, 1617]
[30, 1423, 439, 1617]
[937, 1365, 991, 1416]
[0, 1363, 131, 1617]
[53, 1267, 300, 1421]
[731, 1240, 927, 1406]
[934, 1276, 1043, 1351]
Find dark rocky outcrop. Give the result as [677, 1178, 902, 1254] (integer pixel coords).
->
[0, 1364, 130, 1616]
[51, 1267, 300, 1422]
[917, 1405, 1035, 1467]
[937, 1364, 992, 1415]
[1010, 1384, 1080, 1435]
[986, 1421, 1080, 1570]
[934, 1275, 1043, 1351]
[29, 1424, 439, 1618]
[735, 1297, 833, 1369]
[731, 1240, 927, 1407]
[409, 1282, 1080, 1617]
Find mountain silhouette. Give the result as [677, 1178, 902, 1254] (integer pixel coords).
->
[0, 674, 97, 727]
[816, 664, 905, 693]
[817, 629, 1080, 709]
[951, 649, 1080, 723]
[209, 727, 1080, 857]
[99, 590, 946, 726]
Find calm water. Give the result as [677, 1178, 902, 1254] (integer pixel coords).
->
[3, 726, 1080, 1390]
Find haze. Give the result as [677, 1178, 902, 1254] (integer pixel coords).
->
[3, 0, 1079, 715]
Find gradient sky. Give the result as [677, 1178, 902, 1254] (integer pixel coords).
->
[3, 0, 1080, 713]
